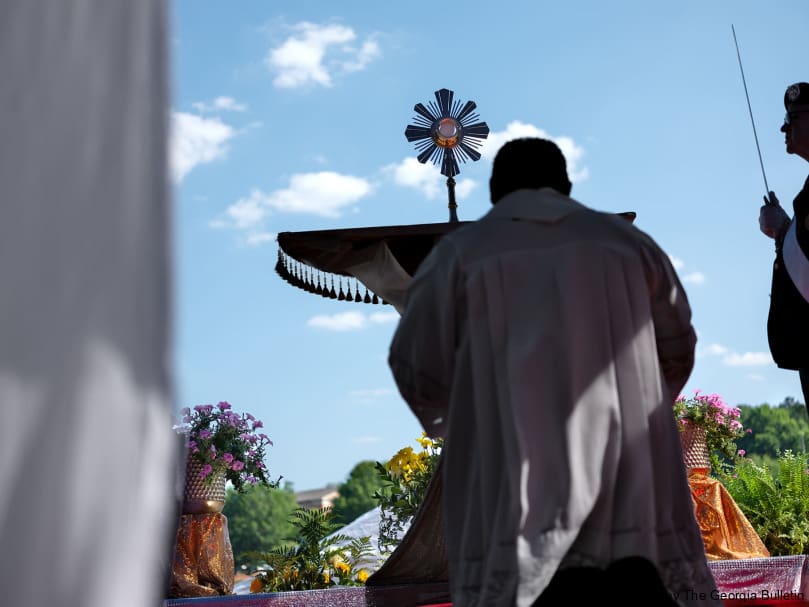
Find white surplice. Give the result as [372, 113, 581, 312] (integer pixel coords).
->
[389, 188, 719, 607]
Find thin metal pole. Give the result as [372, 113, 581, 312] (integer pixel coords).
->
[732, 24, 771, 201]
[446, 177, 458, 223]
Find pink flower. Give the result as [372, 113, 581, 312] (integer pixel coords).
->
[223, 453, 234, 464]
[217, 401, 232, 411]
[200, 464, 213, 478]
[232, 460, 245, 471]
[737, 449, 746, 457]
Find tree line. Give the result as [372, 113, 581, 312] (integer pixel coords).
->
[224, 395, 809, 571]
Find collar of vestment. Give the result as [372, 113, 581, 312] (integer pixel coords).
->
[484, 187, 587, 224]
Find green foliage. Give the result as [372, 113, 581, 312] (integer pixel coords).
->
[223, 482, 298, 570]
[736, 399, 809, 460]
[719, 450, 809, 556]
[331, 461, 388, 527]
[373, 434, 443, 553]
[247, 507, 377, 592]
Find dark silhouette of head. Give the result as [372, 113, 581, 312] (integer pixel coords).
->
[489, 137, 572, 204]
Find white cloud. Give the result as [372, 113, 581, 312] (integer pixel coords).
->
[682, 272, 706, 285]
[265, 172, 372, 216]
[170, 112, 235, 183]
[368, 311, 399, 324]
[212, 172, 372, 243]
[455, 179, 478, 199]
[702, 343, 729, 356]
[245, 232, 276, 247]
[266, 22, 380, 89]
[667, 255, 705, 286]
[341, 39, 381, 73]
[479, 121, 589, 183]
[384, 157, 476, 200]
[723, 352, 773, 367]
[192, 96, 247, 113]
[307, 311, 368, 331]
[698, 342, 772, 367]
[307, 309, 398, 331]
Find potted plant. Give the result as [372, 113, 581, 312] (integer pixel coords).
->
[673, 390, 747, 470]
[175, 401, 279, 513]
[373, 433, 443, 553]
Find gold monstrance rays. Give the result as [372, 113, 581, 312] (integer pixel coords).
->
[404, 88, 490, 222]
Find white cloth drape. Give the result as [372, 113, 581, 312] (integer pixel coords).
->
[0, 2, 179, 606]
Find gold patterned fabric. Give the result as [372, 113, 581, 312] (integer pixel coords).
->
[169, 513, 235, 597]
[687, 469, 770, 561]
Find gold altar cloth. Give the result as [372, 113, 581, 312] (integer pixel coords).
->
[169, 513, 235, 598]
[688, 468, 770, 561]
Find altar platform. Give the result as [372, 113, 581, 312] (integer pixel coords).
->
[163, 556, 809, 607]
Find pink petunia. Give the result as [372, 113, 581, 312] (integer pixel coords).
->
[232, 460, 245, 471]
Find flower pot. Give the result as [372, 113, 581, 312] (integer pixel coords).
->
[679, 425, 710, 471]
[182, 458, 227, 514]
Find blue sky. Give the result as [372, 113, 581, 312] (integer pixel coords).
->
[171, 1, 809, 491]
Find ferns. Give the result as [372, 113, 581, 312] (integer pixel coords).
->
[719, 450, 809, 555]
[247, 506, 378, 592]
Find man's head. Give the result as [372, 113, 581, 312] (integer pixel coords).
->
[489, 137, 572, 204]
[781, 82, 809, 161]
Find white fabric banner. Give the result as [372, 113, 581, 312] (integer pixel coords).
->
[0, 2, 179, 606]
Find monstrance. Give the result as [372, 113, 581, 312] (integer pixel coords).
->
[276, 88, 490, 313]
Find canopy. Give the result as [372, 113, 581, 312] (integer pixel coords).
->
[276, 212, 637, 314]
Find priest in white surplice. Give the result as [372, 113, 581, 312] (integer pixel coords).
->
[389, 138, 719, 607]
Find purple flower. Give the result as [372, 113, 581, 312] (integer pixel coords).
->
[199, 429, 212, 439]
[223, 453, 234, 464]
[217, 401, 232, 411]
[232, 460, 245, 471]
[252, 420, 264, 430]
[200, 464, 213, 478]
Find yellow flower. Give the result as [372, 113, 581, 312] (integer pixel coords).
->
[356, 569, 369, 583]
[249, 576, 264, 593]
[322, 571, 330, 584]
[415, 433, 433, 449]
[334, 561, 351, 576]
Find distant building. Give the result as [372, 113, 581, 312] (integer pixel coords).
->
[295, 485, 339, 510]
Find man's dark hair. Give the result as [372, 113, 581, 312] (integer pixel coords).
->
[489, 137, 572, 203]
